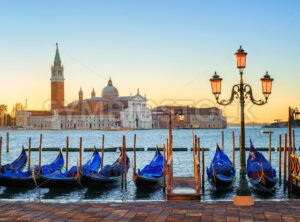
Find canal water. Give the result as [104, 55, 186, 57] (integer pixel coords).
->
[0, 127, 299, 202]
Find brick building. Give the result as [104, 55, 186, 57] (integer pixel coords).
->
[152, 106, 227, 129]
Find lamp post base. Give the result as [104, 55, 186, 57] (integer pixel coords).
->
[233, 195, 254, 206]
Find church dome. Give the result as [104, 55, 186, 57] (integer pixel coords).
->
[102, 78, 119, 99]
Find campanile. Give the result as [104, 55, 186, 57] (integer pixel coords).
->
[51, 43, 65, 110]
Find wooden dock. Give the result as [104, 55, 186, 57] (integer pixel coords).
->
[167, 177, 200, 200]
[165, 114, 202, 201]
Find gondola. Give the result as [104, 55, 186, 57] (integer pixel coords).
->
[0, 147, 27, 173]
[81, 153, 130, 188]
[39, 149, 101, 188]
[0, 150, 64, 188]
[207, 144, 235, 189]
[133, 148, 164, 188]
[247, 140, 277, 192]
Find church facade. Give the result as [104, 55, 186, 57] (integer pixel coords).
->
[16, 44, 153, 130]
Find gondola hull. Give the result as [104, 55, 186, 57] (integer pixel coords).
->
[249, 176, 277, 192]
[133, 173, 163, 188]
[38, 175, 82, 188]
[39, 149, 100, 189]
[247, 141, 277, 192]
[134, 149, 164, 189]
[0, 176, 37, 188]
[81, 174, 122, 188]
[208, 173, 234, 189]
[207, 145, 235, 190]
[82, 154, 130, 188]
[0, 150, 64, 188]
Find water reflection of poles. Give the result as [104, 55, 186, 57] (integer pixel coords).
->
[210, 46, 274, 205]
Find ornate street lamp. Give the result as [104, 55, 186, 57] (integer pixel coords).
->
[210, 72, 222, 99]
[210, 46, 274, 205]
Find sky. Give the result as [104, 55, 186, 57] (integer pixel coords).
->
[0, 0, 300, 123]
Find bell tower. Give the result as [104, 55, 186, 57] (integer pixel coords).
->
[51, 43, 65, 110]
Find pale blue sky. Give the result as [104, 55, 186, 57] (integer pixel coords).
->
[1, 1, 300, 122]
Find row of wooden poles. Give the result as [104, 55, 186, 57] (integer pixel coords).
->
[0, 134, 129, 190]
[1, 129, 298, 192]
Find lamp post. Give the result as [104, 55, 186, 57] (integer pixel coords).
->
[210, 46, 274, 205]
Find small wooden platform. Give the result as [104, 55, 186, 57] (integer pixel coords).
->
[167, 177, 201, 201]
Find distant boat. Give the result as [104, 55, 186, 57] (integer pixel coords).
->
[207, 145, 235, 189]
[133, 148, 164, 188]
[247, 140, 277, 192]
[262, 120, 287, 128]
[261, 119, 300, 128]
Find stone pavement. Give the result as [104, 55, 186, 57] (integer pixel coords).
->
[0, 200, 299, 221]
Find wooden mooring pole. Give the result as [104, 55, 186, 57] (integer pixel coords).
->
[288, 107, 292, 156]
[38, 134, 43, 170]
[79, 137, 82, 172]
[283, 133, 287, 188]
[28, 137, 31, 170]
[66, 136, 69, 171]
[201, 139, 205, 193]
[101, 135, 105, 168]
[232, 131, 235, 166]
[194, 135, 197, 155]
[163, 144, 166, 193]
[288, 131, 292, 192]
[197, 137, 201, 191]
[221, 131, 224, 151]
[6, 132, 9, 153]
[192, 130, 195, 152]
[121, 135, 127, 190]
[293, 129, 296, 154]
[133, 134, 137, 174]
[268, 131, 272, 165]
[279, 134, 282, 182]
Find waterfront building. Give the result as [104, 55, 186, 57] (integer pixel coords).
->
[16, 44, 153, 130]
[152, 106, 227, 129]
[120, 90, 152, 129]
